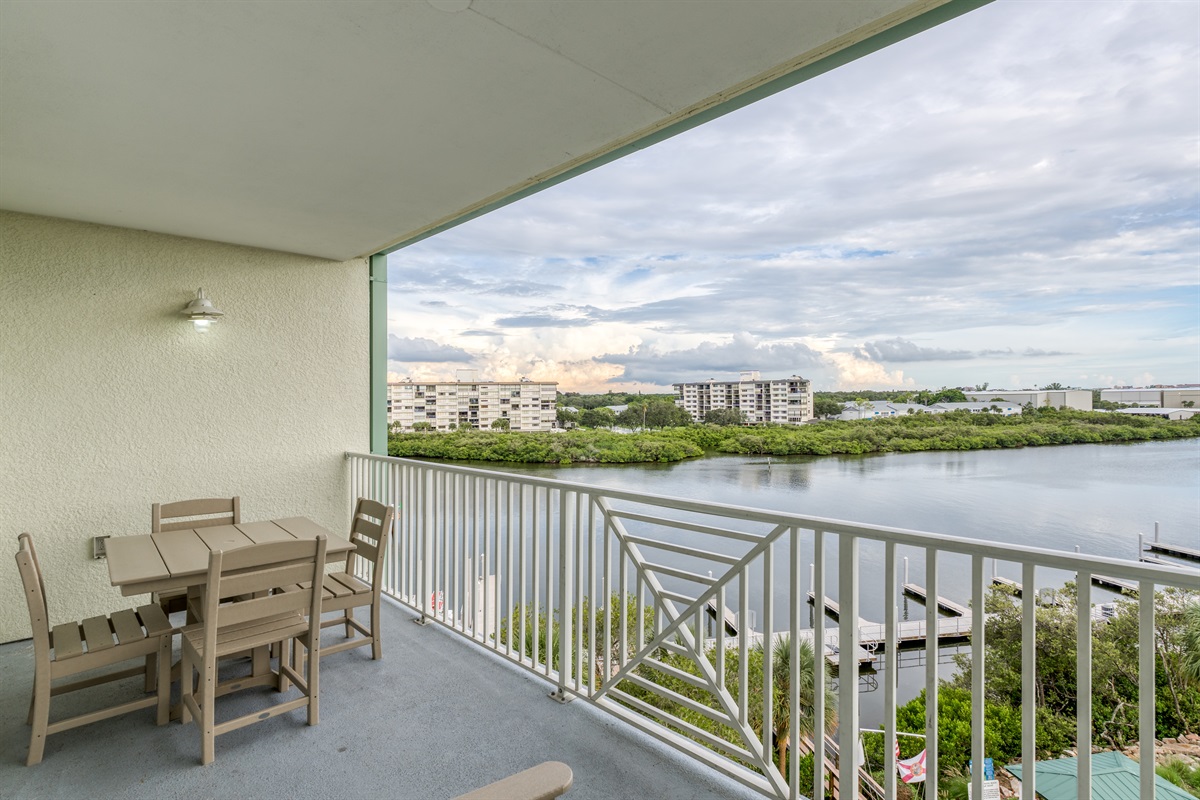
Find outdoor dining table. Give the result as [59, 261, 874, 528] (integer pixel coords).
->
[106, 516, 354, 702]
[106, 516, 353, 598]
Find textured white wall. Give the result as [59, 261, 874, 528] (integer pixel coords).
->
[0, 211, 370, 643]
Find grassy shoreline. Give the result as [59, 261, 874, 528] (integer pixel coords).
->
[388, 409, 1200, 464]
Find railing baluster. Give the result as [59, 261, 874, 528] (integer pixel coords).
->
[790, 526, 801, 800]
[587, 494, 597, 696]
[715, 582, 726, 690]
[1077, 571, 1092, 800]
[619, 527, 628, 671]
[517, 483, 526, 661]
[812, 528, 825, 800]
[575, 491, 584, 694]
[1022, 561, 1036, 800]
[531, 485, 540, 667]
[926, 547, 939, 800]
[761, 541, 773, 776]
[545, 488, 554, 678]
[738, 570, 749, 728]
[838, 533, 860, 800]
[971, 555, 985, 800]
[556, 489, 573, 698]
[1139, 579, 1155, 799]
[884, 541, 897, 800]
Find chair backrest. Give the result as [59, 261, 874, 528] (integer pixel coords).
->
[198, 537, 327, 652]
[345, 498, 395, 589]
[152, 496, 241, 533]
[15, 534, 51, 657]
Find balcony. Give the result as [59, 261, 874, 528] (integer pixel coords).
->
[344, 453, 1198, 800]
[0, 601, 756, 800]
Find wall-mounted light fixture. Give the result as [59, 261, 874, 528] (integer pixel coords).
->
[181, 288, 223, 332]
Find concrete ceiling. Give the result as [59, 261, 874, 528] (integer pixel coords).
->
[0, 1, 983, 261]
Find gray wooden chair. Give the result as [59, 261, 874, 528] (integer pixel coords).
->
[15, 533, 172, 766]
[151, 496, 241, 617]
[281, 498, 395, 660]
[179, 535, 326, 765]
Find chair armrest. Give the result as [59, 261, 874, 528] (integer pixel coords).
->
[451, 761, 573, 800]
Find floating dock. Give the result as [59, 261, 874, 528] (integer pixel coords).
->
[703, 599, 739, 636]
[1145, 541, 1200, 562]
[991, 576, 1023, 595]
[901, 583, 970, 616]
[1092, 574, 1138, 594]
[736, 628, 877, 669]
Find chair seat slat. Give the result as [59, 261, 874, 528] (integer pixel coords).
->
[109, 609, 145, 644]
[51, 622, 84, 660]
[135, 604, 173, 636]
[80, 616, 115, 652]
[326, 572, 370, 596]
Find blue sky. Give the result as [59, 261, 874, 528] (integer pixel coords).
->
[387, 0, 1199, 392]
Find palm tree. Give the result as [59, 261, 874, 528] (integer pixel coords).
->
[765, 635, 838, 776]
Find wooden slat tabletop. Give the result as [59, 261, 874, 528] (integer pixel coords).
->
[109, 517, 350, 597]
[151, 530, 210, 578]
[235, 520, 294, 544]
[105, 534, 169, 586]
[193, 524, 254, 552]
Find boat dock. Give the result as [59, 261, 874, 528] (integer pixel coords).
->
[734, 628, 877, 669]
[991, 576, 1022, 595]
[703, 599, 740, 636]
[1145, 541, 1200, 562]
[1092, 574, 1138, 594]
[805, 590, 972, 651]
[806, 592, 878, 628]
[902, 583, 970, 616]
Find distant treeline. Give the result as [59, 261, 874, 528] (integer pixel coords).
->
[557, 391, 676, 409]
[389, 407, 1199, 464]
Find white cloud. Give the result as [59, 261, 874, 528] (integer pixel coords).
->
[387, 0, 1199, 392]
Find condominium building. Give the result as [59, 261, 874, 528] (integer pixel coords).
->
[388, 370, 557, 432]
[673, 371, 813, 425]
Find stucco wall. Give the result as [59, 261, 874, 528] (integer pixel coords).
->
[0, 211, 369, 643]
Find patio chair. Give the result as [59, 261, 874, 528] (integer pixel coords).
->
[15, 533, 172, 766]
[282, 498, 395, 661]
[453, 761, 574, 800]
[179, 535, 326, 765]
[151, 496, 241, 617]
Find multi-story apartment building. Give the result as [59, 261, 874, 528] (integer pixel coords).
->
[673, 371, 813, 425]
[388, 370, 557, 432]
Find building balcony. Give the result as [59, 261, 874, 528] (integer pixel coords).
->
[341, 454, 1199, 800]
[0, 600, 755, 800]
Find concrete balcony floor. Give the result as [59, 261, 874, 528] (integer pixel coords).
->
[1, 600, 760, 800]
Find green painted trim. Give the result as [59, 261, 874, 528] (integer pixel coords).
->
[378, 0, 993, 255]
[369, 253, 388, 455]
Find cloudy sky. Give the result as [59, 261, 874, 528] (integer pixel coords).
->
[386, 0, 1199, 393]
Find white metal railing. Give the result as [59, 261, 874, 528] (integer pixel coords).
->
[348, 452, 1200, 800]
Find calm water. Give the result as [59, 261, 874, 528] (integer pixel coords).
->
[465, 439, 1200, 722]
[478, 438, 1199, 560]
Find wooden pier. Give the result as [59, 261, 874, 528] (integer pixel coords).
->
[991, 576, 1022, 595]
[735, 628, 877, 669]
[1146, 541, 1200, 562]
[1092, 574, 1138, 594]
[704, 599, 740, 636]
[902, 583, 970, 616]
